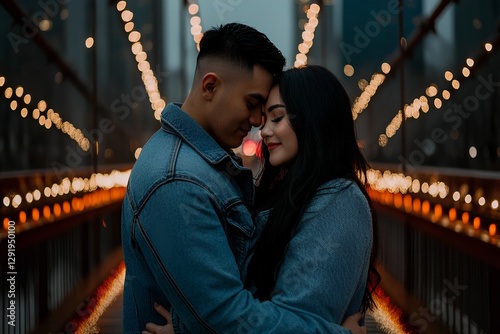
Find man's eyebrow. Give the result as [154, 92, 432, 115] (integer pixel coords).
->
[267, 104, 286, 112]
[247, 93, 266, 103]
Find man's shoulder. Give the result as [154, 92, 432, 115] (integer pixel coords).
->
[128, 128, 244, 207]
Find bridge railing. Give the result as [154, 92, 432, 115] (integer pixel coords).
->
[0, 164, 131, 334]
[370, 163, 500, 334]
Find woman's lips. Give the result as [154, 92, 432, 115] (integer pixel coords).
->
[267, 143, 281, 151]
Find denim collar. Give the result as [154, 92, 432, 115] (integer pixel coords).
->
[161, 102, 241, 165]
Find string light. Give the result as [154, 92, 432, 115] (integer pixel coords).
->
[1, 76, 90, 151]
[294, 3, 321, 68]
[344, 65, 354, 77]
[366, 169, 499, 244]
[381, 63, 391, 74]
[85, 37, 94, 48]
[377, 50, 488, 146]
[117, 2, 166, 121]
[2, 170, 131, 213]
[352, 73, 385, 120]
[187, 1, 203, 50]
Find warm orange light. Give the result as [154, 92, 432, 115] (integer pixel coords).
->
[462, 212, 469, 224]
[3, 218, 10, 230]
[19, 211, 27, 224]
[32, 208, 40, 221]
[404, 195, 412, 212]
[449, 208, 456, 222]
[63, 201, 71, 214]
[489, 224, 497, 236]
[434, 204, 442, 220]
[84, 194, 91, 208]
[72, 197, 78, 211]
[43, 205, 51, 220]
[54, 203, 61, 217]
[394, 193, 403, 208]
[413, 198, 421, 213]
[473, 217, 481, 229]
[422, 201, 431, 216]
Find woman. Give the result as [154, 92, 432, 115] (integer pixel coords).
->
[144, 65, 379, 333]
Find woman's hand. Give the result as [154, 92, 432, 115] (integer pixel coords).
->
[341, 313, 367, 334]
[141, 303, 174, 334]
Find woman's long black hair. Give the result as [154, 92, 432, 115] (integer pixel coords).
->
[245, 65, 380, 312]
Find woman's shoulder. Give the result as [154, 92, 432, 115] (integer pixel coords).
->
[314, 178, 364, 199]
[306, 178, 371, 225]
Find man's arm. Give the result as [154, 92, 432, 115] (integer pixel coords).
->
[134, 180, 351, 333]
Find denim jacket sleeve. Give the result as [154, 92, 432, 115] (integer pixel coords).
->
[134, 179, 352, 334]
[269, 180, 373, 325]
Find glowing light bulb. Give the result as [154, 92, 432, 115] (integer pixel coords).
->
[465, 194, 472, 204]
[15, 86, 24, 97]
[188, 4, 199, 15]
[381, 63, 391, 74]
[116, 1, 126, 11]
[344, 65, 354, 77]
[121, 10, 133, 22]
[85, 37, 94, 48]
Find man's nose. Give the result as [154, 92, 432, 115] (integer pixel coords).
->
[249, 109, 262, 127]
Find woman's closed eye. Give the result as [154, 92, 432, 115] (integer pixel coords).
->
[271, 116, 284, 123]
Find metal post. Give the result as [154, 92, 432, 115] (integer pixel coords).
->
[92, 0, 98, 173]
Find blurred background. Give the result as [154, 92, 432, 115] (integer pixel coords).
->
[0, 0, 499, 333]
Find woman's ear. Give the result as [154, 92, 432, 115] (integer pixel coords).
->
[201, 73, 218, 101]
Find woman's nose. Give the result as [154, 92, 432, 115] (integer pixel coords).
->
[260, 121, 272, 138]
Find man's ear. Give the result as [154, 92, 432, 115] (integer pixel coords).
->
[201, 73, 219, 101]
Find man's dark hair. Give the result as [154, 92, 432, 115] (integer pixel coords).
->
[197, 23, 285, 76]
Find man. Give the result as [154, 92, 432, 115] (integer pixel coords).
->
[122, 23, 364, 333]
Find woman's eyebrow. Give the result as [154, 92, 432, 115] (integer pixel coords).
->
[267, 104, 286, 112]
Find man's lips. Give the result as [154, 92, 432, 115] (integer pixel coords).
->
[267, 143, 281, 151]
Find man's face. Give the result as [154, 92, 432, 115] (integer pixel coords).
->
[206, 65, 274, 149]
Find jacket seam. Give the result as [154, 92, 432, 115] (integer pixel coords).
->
[167, 137, 182, 179]
[136, 217, 219, 334]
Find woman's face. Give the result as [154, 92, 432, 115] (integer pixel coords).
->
[260, 85, 298, 167]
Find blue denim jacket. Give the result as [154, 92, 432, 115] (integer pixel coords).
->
[247, 179, 372, 326]
[121, 103, 353, 333]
